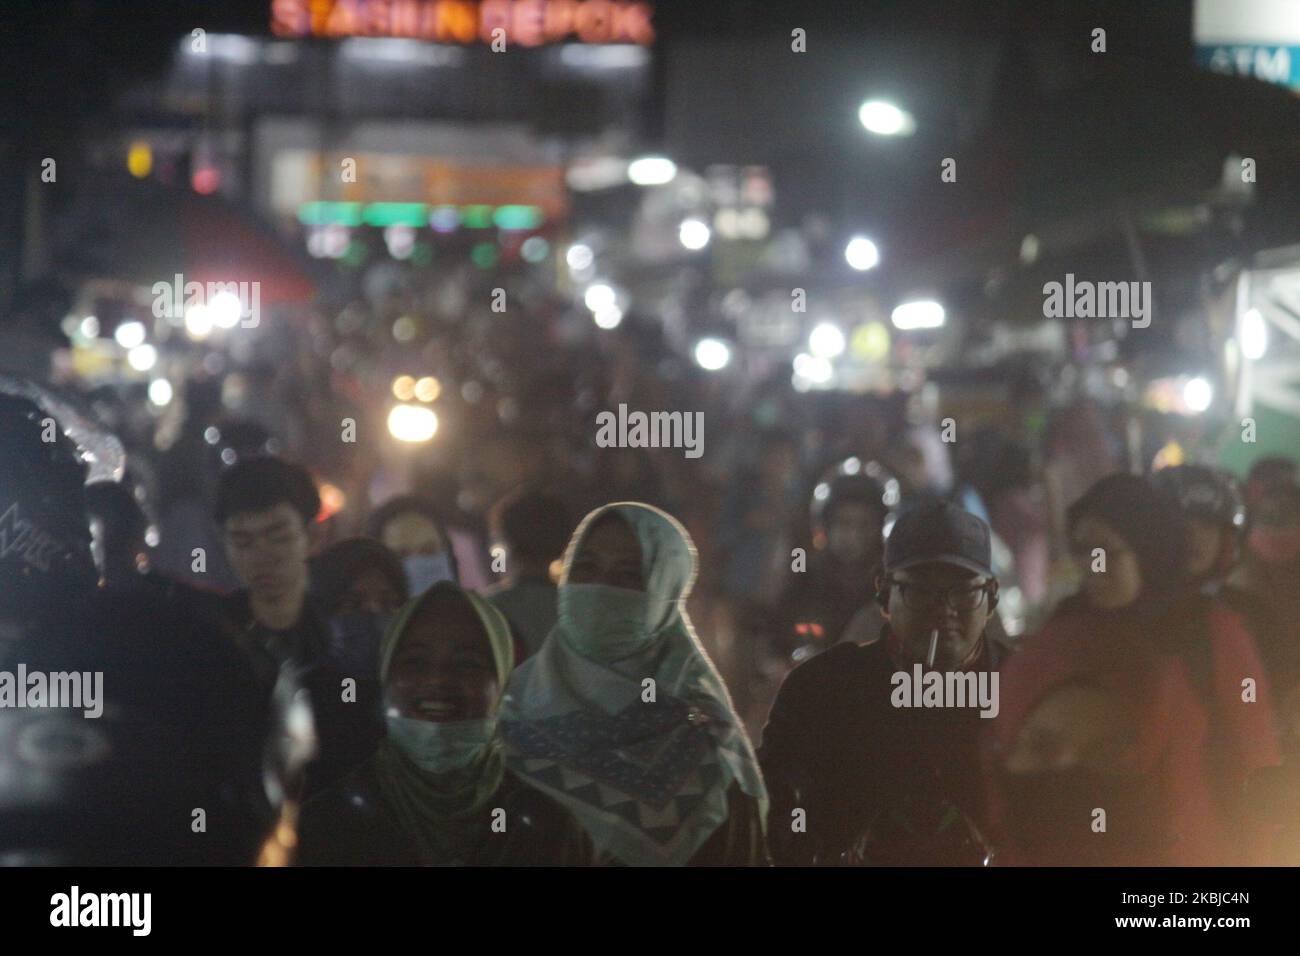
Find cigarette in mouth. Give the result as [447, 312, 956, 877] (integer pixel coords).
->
[926, 629, 939, 668]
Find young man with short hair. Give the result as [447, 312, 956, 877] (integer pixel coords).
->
[215, 456, 380, 792]
[216, 456, 324, 679]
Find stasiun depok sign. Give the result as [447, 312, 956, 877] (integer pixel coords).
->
[271, 0, 655, 46]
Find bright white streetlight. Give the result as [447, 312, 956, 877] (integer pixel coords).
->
[1241, 308, 1268, 361]
[693, 337, 732, 371]
[584, 283, 617, 313]
[127, 344, 158, 371]
[858, 100, 915, 136]
[891, 300, 945, 330]
[566, 243, 594, 271]
[593, 306, 624, 330]
[148, 379, 173, 406]
[679, 218, 711, 250]
[809, 322, 846, 359]
[114, 320, 146, 349]
[627, 156, 677, 186]
[1183, 377, 1213, 413]
[845, 236, 880, 271]
[185, 304, 214, 340]
[793, 352, 834, 385]
[210, 291, 243, 329]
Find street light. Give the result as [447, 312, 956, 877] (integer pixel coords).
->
[584, 283, 617, 313]
[1241, 308, 1268, 361]
[858, 100, 915, 136]
[628, 156, 677, 186]
[845, 236, 880, 271]
[1183, 377, 1213, 413]
[679, 218, 711, 250]
[891, 300, 945, 330]
[809, 322, 846, 358]
[127, 345, 158, 372]
[693, 337, 732, 371]
[114, 320, 146, 349]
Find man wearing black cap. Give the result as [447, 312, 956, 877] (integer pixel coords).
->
[759, 500, 1010, 865]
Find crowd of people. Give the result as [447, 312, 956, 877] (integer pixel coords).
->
[3, 365, 1299, 866]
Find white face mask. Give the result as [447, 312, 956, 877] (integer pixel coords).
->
[385, 714, 495, 772]
[557, 583, 653, 662]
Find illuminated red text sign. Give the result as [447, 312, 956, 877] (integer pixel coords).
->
[271, 0, 655, 45]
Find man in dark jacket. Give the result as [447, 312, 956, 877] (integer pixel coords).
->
[215, 456, 382, 794]
[760, 501, 1008, 865]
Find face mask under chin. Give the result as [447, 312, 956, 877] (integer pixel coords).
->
[385, 714, 496, 773]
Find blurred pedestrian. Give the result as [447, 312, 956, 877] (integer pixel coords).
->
[499, 502, 769, 866]
[216, 457, 377, 793]
[1054, 473, 1280, 853]
[311, 535, 408, 682]
[780, 468, 890, 657]
[296, 582, 592, 865]
[1231, 478, 1300, 690]
[1152, 466, 1293, 688]
[368, 494, 461, 595]
[989, 617, 1220, 865]
[484, 488, 571, 658]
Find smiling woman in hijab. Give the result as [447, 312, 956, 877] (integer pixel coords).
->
[296, 581, 592, 866]
[499, 502, 770, 866]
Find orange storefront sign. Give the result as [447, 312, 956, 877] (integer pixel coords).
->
[314, 153, 569, 220]
[271, 0, 655, 45]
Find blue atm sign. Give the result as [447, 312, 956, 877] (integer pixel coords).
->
[1196, 44, 1300, 90]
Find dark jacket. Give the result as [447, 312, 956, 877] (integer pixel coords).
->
[759, 628, 1008, 865]
[218, 591, 384, 795]
[296, 764, 594, 866]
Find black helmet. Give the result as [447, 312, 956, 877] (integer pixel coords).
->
[810, 458, 900, 541]
[0, 393, 97, 615]
[207, 418, 280, 468]
[1150, 465, 1245, 533]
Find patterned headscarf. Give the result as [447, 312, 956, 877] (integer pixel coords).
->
[499, 502, 768, 866]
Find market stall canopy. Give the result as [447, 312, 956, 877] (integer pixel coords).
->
[48, 174, 319, 306]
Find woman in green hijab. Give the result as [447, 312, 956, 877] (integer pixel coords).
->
[499, 502, 770, 866]
[296, 581, 592, 865]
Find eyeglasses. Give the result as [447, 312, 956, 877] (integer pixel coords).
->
[884, 578, 991, 611]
